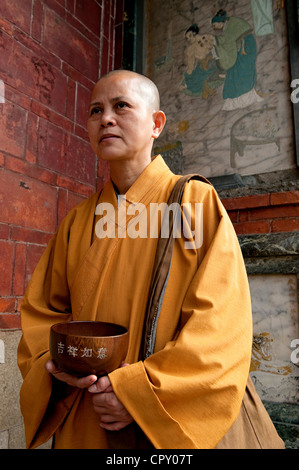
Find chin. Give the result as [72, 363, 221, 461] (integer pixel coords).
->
[97, 151, 127, 162]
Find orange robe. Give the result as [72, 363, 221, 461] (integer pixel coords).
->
[18, 155, 253, 449]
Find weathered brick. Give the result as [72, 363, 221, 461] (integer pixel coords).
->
[25, 113, 38, 164]
[227, 210, 239, 223]
[0, 313, 21, 328]
[67, 0, 76, 14]
[103, 2, 111, 40]
[62, 61, 94, 90]
[0, 37, 67, 118]
[31, 0, 43, 43]
[272, 218, 299, 233]
[0, 17, 13, 36]
[238, 210, 249, 222]
[0, 169, 57, 232]
[4, 83, 32, 112]
[5, 156, 27, 174]
[75, 0, 102, 36]
[0, 223, 10, 240]
[66, 9, 101, 46]
[43, 8, 99, 81]
[25, 244, 46, 289]
[97, 159, 110, 190]
[108, 53, 114, 74]
[76, 83, 92, 128]
[16, 297, 23, 313]
[109, 12, 115, 46]
[114, 23, 123, 69]
[67, 191, 87, 211]
[58, 188, 88, 225]
[233, 220, 270, 235]
[43, 0, 65, 18]
[13, 27, 61, 70]
[0, 240, 14, 295]
[0, 0, 32, 34]
[31, 57, 68, 115]
[38, 120, 96, 185]
[11, 226, 52, 245]
[115, 0, 124, 24]
[100, 35, 109, 77]
[5, 155, 57, 186]
[13, 243, 26, 296]
[0, 34, 40, 101]
[0, 299, 16, 314]
[222, 194, 270, 211]
[239, 205, 299, 221]
[57, 188, 68, 225]
[0, 102, 27, 158]
[1, 34, 67, 117]
[66, 78, 76, 121]
[270, 190, 299, 206]
[38, 119, 68, 171]
[31, 101, 73, 132]
[56, 174, 95, 197]
[74, 124, 89, 142]
[56, 0, 67, 7]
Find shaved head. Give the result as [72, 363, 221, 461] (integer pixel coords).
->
[87, 68, 166, 190]
[98, 69, 160, 111]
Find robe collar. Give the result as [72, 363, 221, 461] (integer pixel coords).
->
[100, 155, 174, 207]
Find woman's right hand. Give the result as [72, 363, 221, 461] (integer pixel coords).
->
[45, 359, 97, 389]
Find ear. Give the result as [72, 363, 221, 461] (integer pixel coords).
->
[152, 111, 166, 139]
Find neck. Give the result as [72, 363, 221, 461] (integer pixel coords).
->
[109, 155, 152, 194]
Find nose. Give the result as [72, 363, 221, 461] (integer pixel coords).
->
[100, 109, 116, 128]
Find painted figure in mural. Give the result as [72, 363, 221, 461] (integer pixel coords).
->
[180, 24, 223, 98]
[211, 9, 263, 110]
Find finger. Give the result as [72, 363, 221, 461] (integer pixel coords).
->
[100, 421, 124, 431]
[91, 391, 120, 410]
[88, 374, 112, 393]
[45, 360, 97, 388]
[98, 413, 119, 423]
[100, 418, 133, 431]
[72, 374, 98, 389]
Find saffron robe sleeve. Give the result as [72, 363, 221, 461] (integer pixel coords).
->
[17, 155, 252, 449]
[17, 192, 101, 448]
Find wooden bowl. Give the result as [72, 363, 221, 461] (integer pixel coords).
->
[49, 321, 129, 377]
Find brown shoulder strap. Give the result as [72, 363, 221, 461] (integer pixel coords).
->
[140, 174, 210, 359]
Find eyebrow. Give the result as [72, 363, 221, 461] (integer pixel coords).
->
[88, 96, 129, 110]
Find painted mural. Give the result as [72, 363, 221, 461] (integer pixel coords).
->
[146, 0, 295, 178]
[181, 10, 264, 111]
[248, 273, 298, 404]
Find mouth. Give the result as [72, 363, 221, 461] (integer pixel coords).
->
[99, 134, 120, 143]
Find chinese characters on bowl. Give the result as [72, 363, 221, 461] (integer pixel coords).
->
[49, 321, 129, 377]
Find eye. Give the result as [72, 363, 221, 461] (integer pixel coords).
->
[116, 101, 130, 110]
[89, 106, 102, 117]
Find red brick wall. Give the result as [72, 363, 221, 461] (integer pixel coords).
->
[0, 0, 124, 328]
[222, 190, 299, 235]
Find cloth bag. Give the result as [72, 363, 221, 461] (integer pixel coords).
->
[141, 174, 285, 449]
